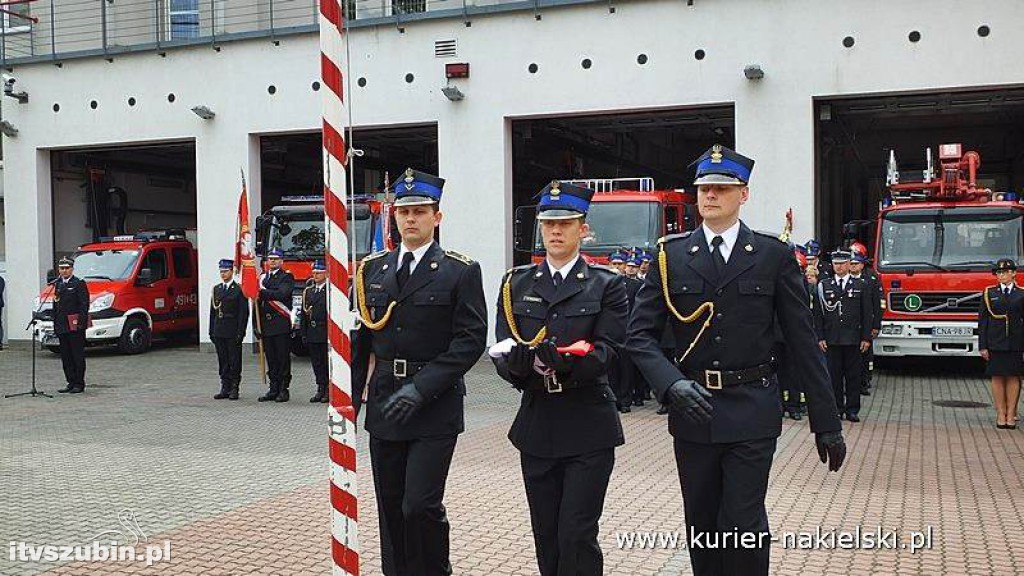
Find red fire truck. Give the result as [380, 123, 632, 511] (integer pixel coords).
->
[34, 230, 200, 354]
[521, 177, 700, 262]
[868, 143, 1024, 357]
[255, 195, 395, 354]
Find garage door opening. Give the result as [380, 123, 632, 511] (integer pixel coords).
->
[51, 142, 197, 256]
[815, 87, 1024, 252]
[48, 142, 199, 352]
[511, 106, 734, 264]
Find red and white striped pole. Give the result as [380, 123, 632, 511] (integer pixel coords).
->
[320, 0, 358, 574]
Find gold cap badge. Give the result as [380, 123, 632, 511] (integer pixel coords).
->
[549, 180, 561, 197]
[710, 145, 723, 164]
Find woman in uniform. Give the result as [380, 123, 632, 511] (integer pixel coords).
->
[978, 258, 1024, 429]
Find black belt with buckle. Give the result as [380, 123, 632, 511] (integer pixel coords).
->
[524, 372, 598, 394]
[375, 358, 429, 379]
[684, 363, 774, 391]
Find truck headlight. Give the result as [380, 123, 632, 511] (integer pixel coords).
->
[89, 292, 115, 313]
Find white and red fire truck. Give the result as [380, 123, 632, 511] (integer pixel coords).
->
[868, 143, 1024, 357]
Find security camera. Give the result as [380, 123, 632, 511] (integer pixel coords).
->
[2, 74, 28, 103]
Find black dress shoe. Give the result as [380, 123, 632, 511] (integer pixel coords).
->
[275, 390, 290, 402]
[320, 396, 329, 403]
[310, 394, 323, 403]
[618, 405, 631, 414]
[846, 414, 860, 422]
[258, 392, 277, 402]
[228, 387, 239, 401]
[633, 399, 644, 407]
[656, 404, 669, 415]
[861, 389, 871, 396]
[68, 387, 84, 394]
[58, 386, 73, 393]
[214, 389, 230, 400]
[786, 410, 802, 421]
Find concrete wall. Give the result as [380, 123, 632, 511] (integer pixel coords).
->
[2, 0, 1023, 343]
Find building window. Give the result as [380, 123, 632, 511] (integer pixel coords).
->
[2, 0, 32, 34]
[169, 0, 200, 40]
[392, 0, 426, 15]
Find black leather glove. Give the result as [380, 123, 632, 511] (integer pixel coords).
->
[665, 379, 713, 424]
[506, 344, 535, 380]
[381, 384, 425, 424]
[815, 431, 847, 472]
[536, 340, 573, 374]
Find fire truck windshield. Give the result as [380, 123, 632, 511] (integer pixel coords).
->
[270, 209, 373, 260]
[534, 201, 660, 252]
[878, 207, 1023, 272]
[71, 250, 140, 280]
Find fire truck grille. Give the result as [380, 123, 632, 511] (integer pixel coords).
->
[887, 291, 981, 314]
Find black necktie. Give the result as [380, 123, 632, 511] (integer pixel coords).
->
[1005, 286, 1010, 296]
[397, 252, 415, 289]
[710, 236, 726, 275]
[552, 271, 563, 287]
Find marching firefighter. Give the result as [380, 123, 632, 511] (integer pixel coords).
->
[210, 258, 249, 400]
[256, 249, 295, 403]
[814, 249, 872, 422]
[849, 249, 882, 395]
[351, 168, 488, 576]
[626, 145, 845, 576]
[979, 258, 1024, 429]
[492, 180, 628, 576]
[54, 256, 90, 394]
[300, 259, 330, 403]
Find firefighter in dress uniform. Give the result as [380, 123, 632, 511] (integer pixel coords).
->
[492, 180, 628, 576]
[54, 256, 90, 394]
[210, 258, 249, 400]
[626, 145, 846, 576]
[257, 249, 295, 402]
[849, 247, 882, 396]
[813, 249, 872, 422]
[979, 258, 1024, 429]
[300, 259, 330, 403]
[351, 169, 488, 576]
[622, 254, 648, 407]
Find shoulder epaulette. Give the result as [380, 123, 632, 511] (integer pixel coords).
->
[444, 250, 474, 265]
[754, 230, 788, 245]
[506, 263, 537, 277]
[362, 250, 388, 263]
[587, 262, 618, 274]
[657, 230, 693, 245]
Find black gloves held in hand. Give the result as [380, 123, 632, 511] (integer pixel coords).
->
[381, 384, 425, 424]
[506, 344, 535, 380]
[665, 379, 714, 424]
[536, 340, 573, 374]
[815, 431, 847, 472]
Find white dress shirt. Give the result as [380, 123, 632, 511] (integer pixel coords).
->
[398, 241, 434, 275]
[546, 254, 580, 282]
[702, 220, 741, 263]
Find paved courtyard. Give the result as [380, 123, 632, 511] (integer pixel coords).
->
[1, 343, 1023, 575]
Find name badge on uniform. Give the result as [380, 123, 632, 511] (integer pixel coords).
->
[370, 283, 383, 290]
[523, 295, 542, 303]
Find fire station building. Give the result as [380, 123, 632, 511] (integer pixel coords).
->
[1, 0, 1023, 345]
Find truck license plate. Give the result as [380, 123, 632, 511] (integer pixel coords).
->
[933, 327, 973, 337]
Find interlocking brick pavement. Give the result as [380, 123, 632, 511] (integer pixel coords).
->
[1, 346, 1022, 575]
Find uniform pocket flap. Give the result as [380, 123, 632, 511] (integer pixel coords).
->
[670, 279, 704, 295]
[738, 279, 774, 296]
[565, 300, 602, 317]
[365, 291, 389, 306]
[512, 300, 548, 319]
[414, 291, 451, 306]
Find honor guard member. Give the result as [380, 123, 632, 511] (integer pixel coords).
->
[493, 180, 628, 576]
[979, 258, 1024, 429]
[257, 249, 295, 402]
[638, 250, 653, 279]
[301, 259, 330, 403]
[608, 251, 626, 274]
[54, 256, 90, 393]
[210, 259, 249, 400]
[351, 168, 488, 576]
[814, 249, 872, 422]
[626, 145, 846, 576]
[622, 255, 648, 407]
[849, 249, 882, 395]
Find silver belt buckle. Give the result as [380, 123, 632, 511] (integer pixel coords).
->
[394, 359, 408, 378]
[544, 372, 563, 393]
[705, 370, 723, 390]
